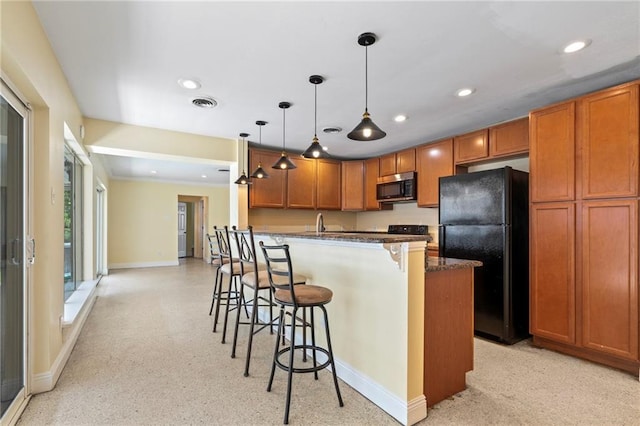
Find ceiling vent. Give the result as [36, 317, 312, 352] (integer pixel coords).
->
[322, 126, 342, 134]
[192, 97, 218, 108]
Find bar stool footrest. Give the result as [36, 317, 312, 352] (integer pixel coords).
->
[274, 345, 331, 374]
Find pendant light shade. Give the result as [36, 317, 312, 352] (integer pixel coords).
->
[272, 102, 296, 170]
[302, 75, 329, 159]
[348, 32, 386, 141]
[234, 132, 251, 185]
[250, 120, 269, 179]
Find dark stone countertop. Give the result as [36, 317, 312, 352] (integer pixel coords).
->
[425, 256, 483, 272]
[254, 231, 431, 244]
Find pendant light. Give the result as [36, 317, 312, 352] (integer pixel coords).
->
[250, 120, 270, 179]
[347, 32, 386, 141]
[302, 75, 329, 159]
[234, 132, 251, 185]
[272, 102, 297, 170]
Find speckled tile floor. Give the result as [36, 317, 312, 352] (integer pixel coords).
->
[18, 259, 640, 425]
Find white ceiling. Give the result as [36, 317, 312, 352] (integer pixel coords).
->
[33, 1, 640, 186]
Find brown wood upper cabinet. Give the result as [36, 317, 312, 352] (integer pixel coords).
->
[316, 159, 342, 210]
[379, 148, 416, 175]
[249, 148, 287, 208]
[341, 160, 365, 211]
[454, 129, 489, 164]
[454, 118, 529, 165]
[530, 102, 576, 203]
[416, 139, 455, 207]
[579, 83, 639, 199]
[287, 157, 316, 209]
[364, 157, 382, 210]
[250, 149, 341, 210]
[489, 117, 529, 158]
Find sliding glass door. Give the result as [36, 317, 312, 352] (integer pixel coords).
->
[1, 81, 28, 420]
[64, 146, 83, 300]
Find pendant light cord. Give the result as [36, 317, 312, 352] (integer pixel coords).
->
[314, 83, 318, 138]
[365, 44, 368, 111]
[282, 109, 286, 151]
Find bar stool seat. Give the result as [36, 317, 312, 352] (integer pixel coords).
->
[274, 285, 332, 306]
[259, 241, 343, 425]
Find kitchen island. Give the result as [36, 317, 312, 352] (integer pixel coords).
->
[254, 231, 481, 425]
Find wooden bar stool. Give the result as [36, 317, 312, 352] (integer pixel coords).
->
[259, 242, 343, 425]
[230, 226, 308, 377]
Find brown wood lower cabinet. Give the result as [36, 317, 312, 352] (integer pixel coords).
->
[531, 199, 640, 374]
[424, 267, 474, 407]
[530, 202, 576, 344]
[580, 200, 638, 361]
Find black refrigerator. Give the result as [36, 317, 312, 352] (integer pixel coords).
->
[438, 167, 529, 344]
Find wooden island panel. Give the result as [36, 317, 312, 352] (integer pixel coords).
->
[424, 266, 474, 407]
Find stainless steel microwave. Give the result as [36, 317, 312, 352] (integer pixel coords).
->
[376, 172, 417, 202]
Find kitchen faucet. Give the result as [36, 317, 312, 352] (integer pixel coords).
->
[316, 212, 325, 233]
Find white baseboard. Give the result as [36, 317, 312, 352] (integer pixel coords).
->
[108, 260, 179, 269]
[254, 307, 427, 425]
[31, 285, 98, 394]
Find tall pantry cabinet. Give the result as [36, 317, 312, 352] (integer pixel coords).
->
[530, 81, 639, 375]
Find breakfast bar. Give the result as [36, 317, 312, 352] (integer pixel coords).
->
[254, 231, 481, 425]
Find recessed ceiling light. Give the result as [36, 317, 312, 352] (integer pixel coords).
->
[178, 78, 201, 90]
[201, 174, 207, 178]
[563, 40, 590, 53]
[394, 115, 407, 122]
[150, 170, 157, 174]
[322, 146, 329, 151]
[456, 88, 475, 97]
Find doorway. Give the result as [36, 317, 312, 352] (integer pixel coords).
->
[178, 202, 187, 258]
[1, 80, 31, 422]
[177, 195, 207, 259]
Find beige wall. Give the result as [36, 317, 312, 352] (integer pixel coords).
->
[83, 117, 236, 163]
[2, 0, 86, 376]
[0, 1, 234, 390]
[249, 208, 357, 232]
[109, 180, 229, 267]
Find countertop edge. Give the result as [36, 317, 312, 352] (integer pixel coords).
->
[254, 231, 431, 244]
[425, 257, 483, 272]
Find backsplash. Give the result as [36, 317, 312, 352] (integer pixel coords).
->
[249, 208, 357, 232]
[356, 203, 439, 242]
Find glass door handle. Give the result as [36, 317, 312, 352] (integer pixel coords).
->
[10, 238, 21, 265]
[27, 237, 35, 265]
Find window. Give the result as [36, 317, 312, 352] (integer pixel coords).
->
[64, 145, 83, 301]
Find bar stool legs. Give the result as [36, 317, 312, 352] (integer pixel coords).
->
[267, 304, 344, 425]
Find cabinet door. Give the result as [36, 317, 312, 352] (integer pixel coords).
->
[581, 200, 638, 360]
[341, 160, 364, 211]
[530, 203, 576, 344]
[454, 129, 488, 164]
[379, 153, 396, 176]
[396, 148, 416, 173]
[579, 84, 639, 199]
[249, 149, 286, 208]
[286, 157, 316, 209]
[316, 159, 341, 210]
[489, 117, 529, 158]
[364, 157, 381, 211]
[417, 139, 454, 207]
[530, 102, 576, 202]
